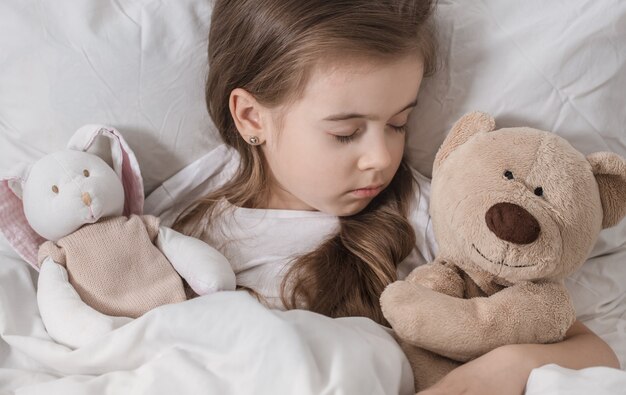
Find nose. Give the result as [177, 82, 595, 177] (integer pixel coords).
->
[485, 202, 541, 244]
[358, 135, 392, 171]
[82, 192, 92, 207]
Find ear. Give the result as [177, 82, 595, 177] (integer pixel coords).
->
[67, 125, 144, 216]
[587, 152, 626, 229]
[0, 163, 45, 270]
[229, 88, 268, 145]
[3, 162, 31, 199]
[433, 111, 496, 171]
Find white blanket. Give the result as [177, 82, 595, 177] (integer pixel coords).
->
[3, 241, 626, 395]
[0, 235, 414, 394]
[526, 364, 626, 395]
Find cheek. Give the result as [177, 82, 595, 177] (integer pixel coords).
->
[278, 133, 341, 189]
[265, 124, 319, 179]
[383, 132, 407, 176]
[270, 115, 319, 163]
[391, 134, 406, 163]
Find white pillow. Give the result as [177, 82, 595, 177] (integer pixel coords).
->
[408, 0, 626, 175]
[409, 0, 626, 264]
[0, 0, 219, 193]
[2, 0, 624, 192]
[412, 0, 626, 248]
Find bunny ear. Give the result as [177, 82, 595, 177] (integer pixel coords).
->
[0, 165, 45, 271]
[4, 162, 30, 199]
[67, 125, 144, 216]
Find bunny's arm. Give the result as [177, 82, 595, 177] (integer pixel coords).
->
[37, 257, 132, 349]
[156, 226, 236, 295]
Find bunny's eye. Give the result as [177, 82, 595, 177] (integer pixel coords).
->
[83, 169, 90, 177]
[504, 170, 514, 180]
[52, 185, 59, 194]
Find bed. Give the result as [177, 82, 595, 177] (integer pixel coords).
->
[1, 0, 625, 393]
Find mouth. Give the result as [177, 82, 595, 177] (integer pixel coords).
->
[471, 243, 535, 268]
[351, 184, 384, 198]
[85, 207, 100, 223]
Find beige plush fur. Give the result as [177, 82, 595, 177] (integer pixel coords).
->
[380, 111, 626, 391]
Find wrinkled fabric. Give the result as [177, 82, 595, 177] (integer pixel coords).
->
[0, 235, 414, 394]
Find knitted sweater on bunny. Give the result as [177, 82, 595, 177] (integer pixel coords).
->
[37, 215, 186, 318]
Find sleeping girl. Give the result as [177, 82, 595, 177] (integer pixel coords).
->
[171, 0, 620, 394]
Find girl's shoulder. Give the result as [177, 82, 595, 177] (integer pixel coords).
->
[145, 144, 240, 226]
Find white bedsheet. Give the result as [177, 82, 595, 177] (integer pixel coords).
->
[526, 364, 626, 395]
[0, 235, 414, 394]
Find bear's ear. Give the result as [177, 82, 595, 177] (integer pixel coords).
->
[587, 152, 626, 229]
[433, 111, 496, 171]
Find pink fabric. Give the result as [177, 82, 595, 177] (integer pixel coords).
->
[0, 179, 44, 270]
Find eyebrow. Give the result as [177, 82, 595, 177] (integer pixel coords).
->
[323, 99, 418, 122]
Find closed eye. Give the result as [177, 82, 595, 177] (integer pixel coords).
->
[389, 124, 407, 133]
[334, 129, 359, 144]
[333, 124, 406, 144]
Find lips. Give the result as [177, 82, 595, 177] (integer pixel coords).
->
[351, 184, 384, 198]
[85, 205, 100, 223]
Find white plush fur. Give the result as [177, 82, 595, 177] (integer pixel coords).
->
[22, 150, 124, 241]
[15, 134, 236, 349]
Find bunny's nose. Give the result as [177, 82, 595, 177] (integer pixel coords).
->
[485, 202, 541, 244]
[82, 192, 92, 207]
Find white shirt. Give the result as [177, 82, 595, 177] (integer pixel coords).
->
[145, 144, 438, 309]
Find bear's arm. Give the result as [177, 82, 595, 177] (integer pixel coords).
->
[404, 257, 465, 298]
[386, 280, 575, 362]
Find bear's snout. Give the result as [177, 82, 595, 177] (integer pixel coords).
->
[485, 202, 541, 244]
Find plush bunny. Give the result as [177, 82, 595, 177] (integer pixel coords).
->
[0, 125, 236, 349]
[380, 112, 626, 391]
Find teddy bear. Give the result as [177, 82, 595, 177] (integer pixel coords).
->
[380, 111, 626, 391]
[0, 125, 237, 349]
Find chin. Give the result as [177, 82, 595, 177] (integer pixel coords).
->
[333, 201, 370, 217]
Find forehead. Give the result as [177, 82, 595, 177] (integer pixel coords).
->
[290, 55, 424, 117]
[33, 151, 105, 176]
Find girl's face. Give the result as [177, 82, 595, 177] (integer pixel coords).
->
[261, 55, 424, 216]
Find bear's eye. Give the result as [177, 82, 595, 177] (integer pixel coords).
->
[534, 187, 544, 196]
[83, 169, 90, 177]
[503, 170, 514, 180]
[51, 185, 59, 194]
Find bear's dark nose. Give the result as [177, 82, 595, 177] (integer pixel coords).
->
[485, 202, 541, 244]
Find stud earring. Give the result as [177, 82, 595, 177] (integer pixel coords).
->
[248, 136, 260, 145]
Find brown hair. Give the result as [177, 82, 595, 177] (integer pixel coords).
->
[175, 0, 437, 325]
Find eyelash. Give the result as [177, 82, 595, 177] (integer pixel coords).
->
[334, 125, 407, 144]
